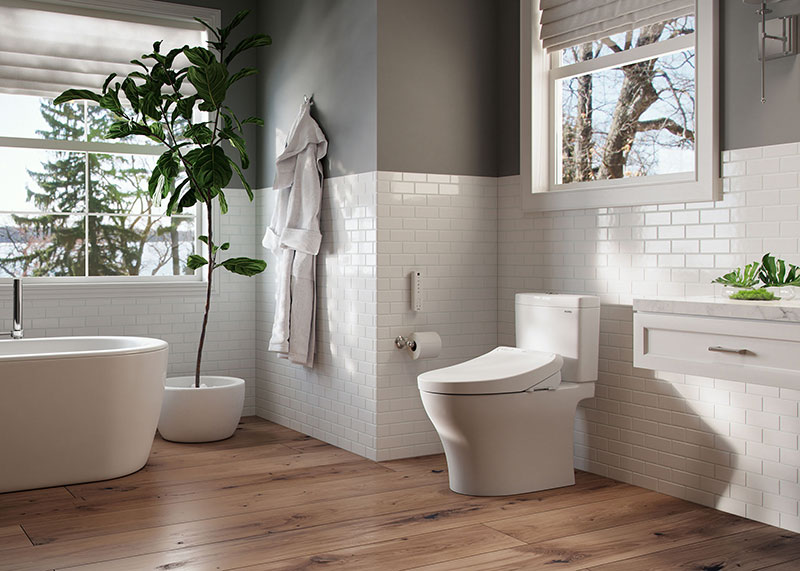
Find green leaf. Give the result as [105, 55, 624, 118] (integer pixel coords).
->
[53, 89, 102, 105]
[224, 34, 272, 65]
[164, 47, 186, 69]
[148, 150, 179, 199]
[99, 92, 124, 117]
[242, 116, 264, 126]
[130, 59, 150, 73]
[166, 178, 190, 215]
[217, 188, 228, 214]
[194, 145, 233, 190]
[712, 262, 760, 289]
[102, 73, 117, 94]
[221, 10, 250, 40]
[759, 253, 800, 286]
[227, 67, 257, 88]
[198, 235, 209, 246]
[184, 47, 217, 67]
[186, 254, 209, 270]
[221, 129, 249, 169]
[193, 17, 221, 41]
[226, 156, 253, 201]
[106, 120, 132, 140]
[121, 77, 140, 112]
[187, 61, 228, 109]
[220, 257, 266, 276]
[178, 187, 200, 210]
[184, 123, 214, 144]
[220, 242, 230, 251]
[175, 95, 197, 122]
[139, 84, 162, 121]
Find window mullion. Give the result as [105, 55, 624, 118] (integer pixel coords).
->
[84, 151, 89, 278]
[550, 32, 695, 81]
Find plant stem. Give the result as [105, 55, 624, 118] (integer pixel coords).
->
[195, 203, 214, 388]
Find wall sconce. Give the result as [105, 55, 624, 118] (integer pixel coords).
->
[743, 0, 798, 103]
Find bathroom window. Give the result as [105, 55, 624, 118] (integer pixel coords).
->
[521, 0, 720, 211]
[0, 0, 218, 283]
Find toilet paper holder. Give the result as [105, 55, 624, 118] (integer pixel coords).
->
[394, 335, 417, 351]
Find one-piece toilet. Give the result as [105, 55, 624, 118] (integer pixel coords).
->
[418, 293, 600, 496]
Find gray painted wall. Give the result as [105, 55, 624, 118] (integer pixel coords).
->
[256, 0, 378, 186]
[377, 0, 499, 177]
[722, 0, 800, 150]
[497, 0, 520, 177]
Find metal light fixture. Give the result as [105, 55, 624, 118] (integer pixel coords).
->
[743, 0, 798, 103]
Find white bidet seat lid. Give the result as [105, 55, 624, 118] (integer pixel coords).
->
[417, 347, 563, 395]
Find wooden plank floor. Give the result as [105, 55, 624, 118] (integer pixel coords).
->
[1, 417, 799, 570]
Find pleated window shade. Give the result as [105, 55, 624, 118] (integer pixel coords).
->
[539, 0, 695, 52]
[0, 0, 210, 98]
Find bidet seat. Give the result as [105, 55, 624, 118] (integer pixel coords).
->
[417, 347, 563, 395]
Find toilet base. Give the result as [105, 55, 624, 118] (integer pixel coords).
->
[421, 382, 594, 496]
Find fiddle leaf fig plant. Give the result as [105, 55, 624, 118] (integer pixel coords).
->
[54, 10, 270, 387]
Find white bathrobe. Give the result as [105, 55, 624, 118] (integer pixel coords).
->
[263, 100, 328, 367]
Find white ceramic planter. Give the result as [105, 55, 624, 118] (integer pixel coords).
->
[158, 375, 245, 443]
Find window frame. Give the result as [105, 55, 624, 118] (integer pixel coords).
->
[520, 0, 720, 212]
[0, 0, 220, 293]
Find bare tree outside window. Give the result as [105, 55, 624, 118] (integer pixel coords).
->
[559, 17, 696, 184]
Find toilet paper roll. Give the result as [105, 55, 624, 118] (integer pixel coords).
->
[409, 331, 442, 360]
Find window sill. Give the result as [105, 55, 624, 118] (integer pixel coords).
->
[522, 176, 722, 212]
[0, 280, 209, 300]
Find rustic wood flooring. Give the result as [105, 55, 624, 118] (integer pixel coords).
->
[2, 416, 799, 570]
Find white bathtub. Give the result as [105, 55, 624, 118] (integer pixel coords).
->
[0, 336, 168, 493]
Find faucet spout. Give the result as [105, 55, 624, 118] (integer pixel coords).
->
[10, 278, 22, 339]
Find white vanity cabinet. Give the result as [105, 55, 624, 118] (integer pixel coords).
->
[633, 297, 800, 389]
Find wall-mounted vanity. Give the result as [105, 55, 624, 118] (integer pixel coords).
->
[633, 296, 800, 389]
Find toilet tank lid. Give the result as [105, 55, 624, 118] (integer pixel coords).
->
[417, 347, 563, 395]
[516, 292, 600, 308]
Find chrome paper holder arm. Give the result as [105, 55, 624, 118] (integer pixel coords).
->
[394, 335, 417, 351]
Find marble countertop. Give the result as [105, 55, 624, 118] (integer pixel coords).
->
[633, 295, 800, 323]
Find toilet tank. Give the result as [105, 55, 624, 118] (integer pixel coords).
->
[515, 293, 600, 383]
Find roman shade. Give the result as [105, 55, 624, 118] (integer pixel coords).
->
[539, 0, 695, 52]
[0, 0, 215, 98]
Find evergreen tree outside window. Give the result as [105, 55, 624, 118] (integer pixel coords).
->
[0, 95, 196, 278]
[0, 0, 215, 283]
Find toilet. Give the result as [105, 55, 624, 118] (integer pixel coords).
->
[418, 293, 600, 496]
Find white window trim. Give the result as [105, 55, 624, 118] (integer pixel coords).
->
[0, 0, 222, 294]
[520, 0, 720, 212]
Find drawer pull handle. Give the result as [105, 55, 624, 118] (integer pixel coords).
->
[708, 346, 751, 355]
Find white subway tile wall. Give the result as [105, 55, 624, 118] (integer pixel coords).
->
[498, 142, 800, 532]
[255, 173, 380, 459]
[254, 171, 497, 460]
[0, 190, 259, 414]
[375, 171, 498, 461]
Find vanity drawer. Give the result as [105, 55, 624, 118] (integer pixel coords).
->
[634, 312, 800, 389]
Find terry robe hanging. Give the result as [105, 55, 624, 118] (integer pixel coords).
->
[263, 100, 328, 367]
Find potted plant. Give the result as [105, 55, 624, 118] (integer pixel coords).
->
[54, 11, 270, 442]
[712, 254, 800, 301]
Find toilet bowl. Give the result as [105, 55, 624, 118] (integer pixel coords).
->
[418, 293, 600, 496]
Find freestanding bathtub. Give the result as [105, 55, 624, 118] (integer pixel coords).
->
[0, 336, 168, 493]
